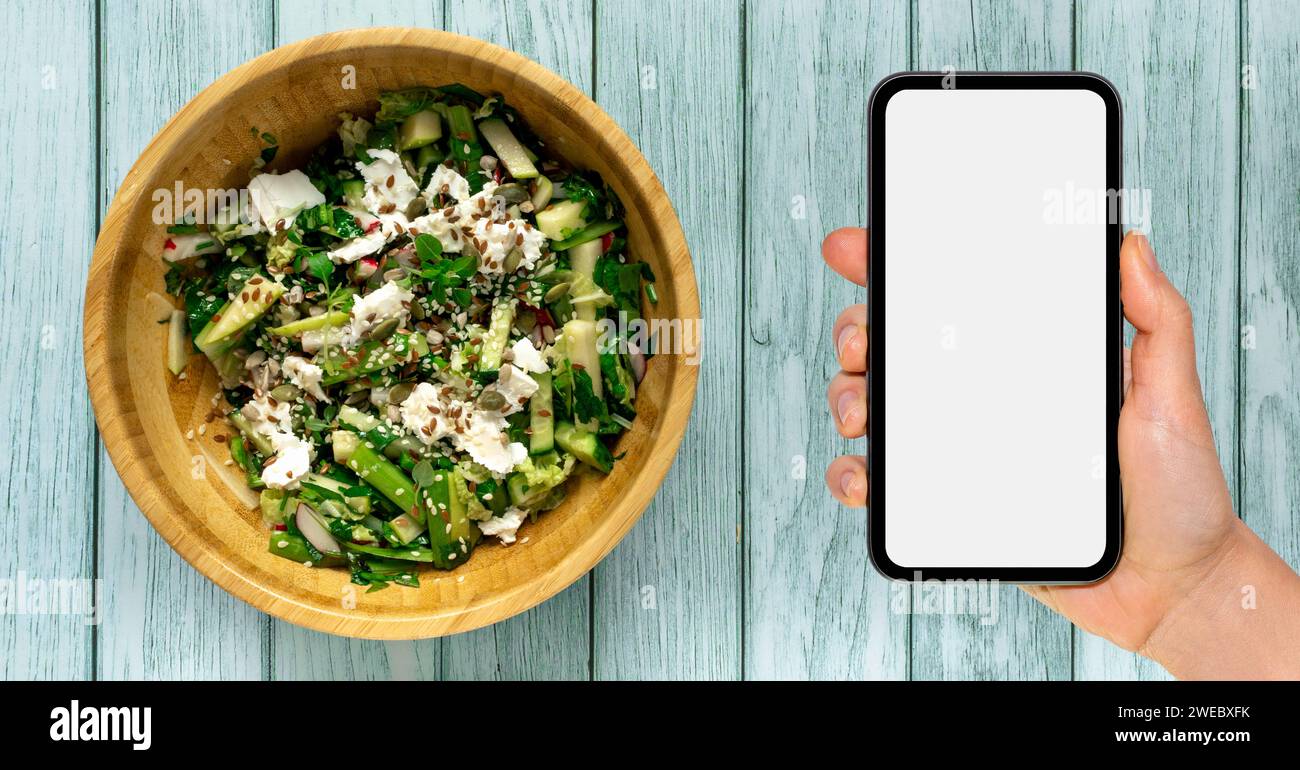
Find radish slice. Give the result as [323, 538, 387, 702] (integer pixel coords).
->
[627, 341, 647, 384]
[296, 503, 340, 556]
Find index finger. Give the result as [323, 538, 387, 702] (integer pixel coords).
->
[822, 227, 867, 287]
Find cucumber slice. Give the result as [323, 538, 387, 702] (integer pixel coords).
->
[399, 110, 443, 150]
[477, 118, 539, 179]
[564, 318, 603, 399]
[530, 175, 553, 211]
[300, 472, 371, 515]
[477, 300, 515, 371]
[268, 311, 348, 336]
[416, 143, 444, 171]
[166, 309, 188, 375]
[529, 372, 554, 455]
[550, 221, 621, 251]
[568, 240, 603, 321]
[341, 179, 366, 209]
[535, 199, 587, 241]
[192, 275, 284, 355]
[554, 421, 613, 474]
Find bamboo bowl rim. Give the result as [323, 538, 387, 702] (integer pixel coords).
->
[84, 28, 700, 639]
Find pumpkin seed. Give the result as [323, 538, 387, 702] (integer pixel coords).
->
[544, 282, 571, 303]
[367, 317, 400, 341]
[344, 390, 370, 406]
[477, 389, 506, 412]
[270, 384, 301, 402]
[387, 382, 414, 404]
[503, 248, 523, 274]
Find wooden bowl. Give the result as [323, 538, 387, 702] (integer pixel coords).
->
[84, 28, 699, 639]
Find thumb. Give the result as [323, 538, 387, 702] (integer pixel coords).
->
[1120, 231, 1213, 441]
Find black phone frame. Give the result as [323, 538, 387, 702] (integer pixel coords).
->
[867, 71, 1124, 584]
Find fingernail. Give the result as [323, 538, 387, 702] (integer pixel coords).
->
[840, 471, 862, 498]
[837, 324, 858, 361]
[1134, 232, 1159, 273]
[837, 391, 861, 427]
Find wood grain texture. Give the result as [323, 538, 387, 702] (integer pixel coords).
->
[1075, 0, 1240, 681]
[0, 0, 98, 680]
[439, 0, 594, 680]
[909, 0, 1074, 682]
[592, 0, 743, 680]
[1242, 0, 1300, 570]
[277, 0, 443, 44]
[268, 0, 445, 681]
[743, 0, 909, 680]
[96, 0, 274, 680]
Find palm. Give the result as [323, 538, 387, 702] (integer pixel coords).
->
[1026, 341, 1238, 653]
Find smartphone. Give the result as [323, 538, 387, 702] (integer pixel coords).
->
[867, 72, 1123, 583]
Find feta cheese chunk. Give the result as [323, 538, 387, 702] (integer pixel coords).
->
[410, 172, 548, 274]
[477, 506, 529, 544]
[327, 230, 386, 264]
[400, 383, 458, 444]
[470, 217, 548, 275]
[460, 413, 529, 475]
[260, 432, 313, 490]
[349, 282, 414, 338]
[244, 394, 314, 490]
[487, 364, 539, 416]
[282, 355, 329, 402]
[247, 170, 326, 231]
[397, 381, 528, 475]
[424, 164, 471, 202]
[356, 149, 420, 215]
[509, 338, 549, 374]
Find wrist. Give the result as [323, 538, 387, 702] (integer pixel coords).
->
[1141, 519, 1300, 679]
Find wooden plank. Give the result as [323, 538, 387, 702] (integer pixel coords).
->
[590, 0, 743, 680]
[277, 0, 442, 44]
[439, 0, 594, 680]
[744, 0, 909, 680]
[96, 0, 273, 680]
[268, 0, 446, 683]
[1242, 0, 1300, 571]
[0, 0, 97, 681]
[909, 0, 1075, 681]
[1074, 0, 1239, 681]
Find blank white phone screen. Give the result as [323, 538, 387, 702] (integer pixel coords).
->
[883, 88, 1107, 569]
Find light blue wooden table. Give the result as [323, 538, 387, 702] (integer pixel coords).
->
[2, 0, 1295, 680]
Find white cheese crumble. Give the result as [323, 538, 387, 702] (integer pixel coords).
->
[247, 170, 325, 231]
[398, 382, 528, 476]
[282, 355, 329, 402]
[409, 169, 548, 276]
[348, 282, 413, 338]
[425, 164, 471, 202]
[244, 394, 314, 490]
[261, 432, 313, 490]
[356, 149, 420, 215]
[478, 506, 529, 544]
[399, 383, 458, 443]
[487, 363, 539, 416]
[327, 230, 386, 264]
[509, 337, 549, 374]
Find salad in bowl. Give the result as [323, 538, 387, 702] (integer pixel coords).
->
[161, 84, 654, 591]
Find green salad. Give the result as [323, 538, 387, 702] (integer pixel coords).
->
[161, 84, 654, 590]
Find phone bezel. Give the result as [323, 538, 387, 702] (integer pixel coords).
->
[866, 71, 1124, 584]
